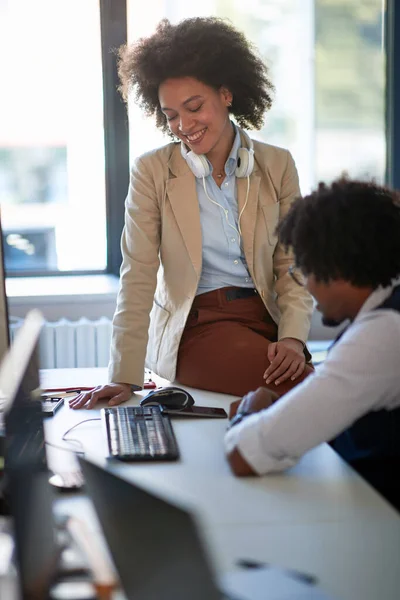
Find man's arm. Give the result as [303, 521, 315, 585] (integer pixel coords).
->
[225, 311, 400, 476]
[226, 388, 278, 476]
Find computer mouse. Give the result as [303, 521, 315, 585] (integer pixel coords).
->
[140, 386, 195, 410]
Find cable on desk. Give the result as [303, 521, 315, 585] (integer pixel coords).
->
[62, 418, 101, 440]
[45, 418, 101, 457]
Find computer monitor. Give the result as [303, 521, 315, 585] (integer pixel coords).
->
[0, 311, 60, 600]
[1, 310, 45, 471]
[0, 216, 10, 365]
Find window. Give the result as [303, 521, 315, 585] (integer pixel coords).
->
[315, 0, 385, 184]
[127, 0, 385, 193]
[1, 0, 387, 277]
[0, 0, 107, 274]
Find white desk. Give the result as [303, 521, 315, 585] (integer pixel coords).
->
[41, 368, 400, 600]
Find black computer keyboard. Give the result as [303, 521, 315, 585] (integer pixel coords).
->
[101, 405, 179, 461]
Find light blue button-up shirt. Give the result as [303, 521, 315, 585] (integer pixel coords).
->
[195, 126, 255, 296]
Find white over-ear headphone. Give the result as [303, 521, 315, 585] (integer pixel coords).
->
[180, 129, 254, 179]
[180, 127, 254, 240]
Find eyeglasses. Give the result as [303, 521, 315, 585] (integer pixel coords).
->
[288, 264, 307, 287]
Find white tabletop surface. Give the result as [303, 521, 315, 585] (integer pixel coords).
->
[41, 368, 400, 600]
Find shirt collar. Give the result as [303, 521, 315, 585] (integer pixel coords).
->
[206, 121, 241, 177]
[224, 123, 241, 176]
[355, 279, 400, 321]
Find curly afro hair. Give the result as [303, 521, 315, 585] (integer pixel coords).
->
[117, 17, 274, 136]
[278, 178, 400, 288]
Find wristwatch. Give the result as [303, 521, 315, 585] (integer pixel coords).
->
[229, 411, 253, 429]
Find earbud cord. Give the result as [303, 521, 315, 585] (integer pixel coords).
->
[237, 176, 250, 236]
[202, 176, 250, 241]
[202, 177, 240, 238]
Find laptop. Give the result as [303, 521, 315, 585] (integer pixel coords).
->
[79, 457, 336, 600]
[79, 456, 221, 600]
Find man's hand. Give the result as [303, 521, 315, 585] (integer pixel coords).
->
[229, 387, 279, 419]
[227, 388, 278, 477]
[69, 383, 132, 410]
[264, 338, 305, 386]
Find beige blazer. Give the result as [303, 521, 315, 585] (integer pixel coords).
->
[109, 129, 314, 386]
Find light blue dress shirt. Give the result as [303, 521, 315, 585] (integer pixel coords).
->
[195, 126, 255, 296]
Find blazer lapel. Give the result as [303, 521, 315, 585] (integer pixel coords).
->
[237, 172, 261, 275]
[166, 147, 202, 276]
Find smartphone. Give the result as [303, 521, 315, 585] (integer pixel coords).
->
[163, 405, 227, 418]
[41, 398, 64, 418]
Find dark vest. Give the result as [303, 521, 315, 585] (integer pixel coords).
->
[330, 285, 400, 511]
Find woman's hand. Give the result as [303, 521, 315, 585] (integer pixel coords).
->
[69, 383, 132, 410]
[263, 338, 305, 386]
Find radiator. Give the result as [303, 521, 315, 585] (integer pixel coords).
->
[10, 317, 113, 369]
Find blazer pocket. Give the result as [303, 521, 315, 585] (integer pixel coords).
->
[261, 203, 280, 246]
[148, 301, 171, 365]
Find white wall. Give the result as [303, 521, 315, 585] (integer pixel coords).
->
[309, 307, 343, 341]
[6, 275, 119, 322]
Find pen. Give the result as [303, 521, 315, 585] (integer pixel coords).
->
[42, 387, 94, 393]
[236, 559, 317, 585]
[43, 381, 157, 394]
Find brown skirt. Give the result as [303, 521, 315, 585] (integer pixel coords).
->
[176, 286, 313, 397]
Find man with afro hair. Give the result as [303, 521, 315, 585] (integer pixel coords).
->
[226, 178, 400, 512]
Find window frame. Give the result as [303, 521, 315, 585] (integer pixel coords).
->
[386, 0, 400, 191]
[101, 0, 129, 277]
[4, 0, 128, 279]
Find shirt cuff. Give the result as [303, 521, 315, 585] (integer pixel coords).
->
[278, 318, 311, 346]
[225, 412, 298, 475]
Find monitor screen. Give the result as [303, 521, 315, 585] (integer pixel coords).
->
[0, 311, 60, 599]
[0, 216, 10, 365]
[0, 310, 46, 469]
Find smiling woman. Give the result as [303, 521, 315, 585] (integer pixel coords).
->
[71, 16, 314, 410]
[158, 77, 235, 185]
